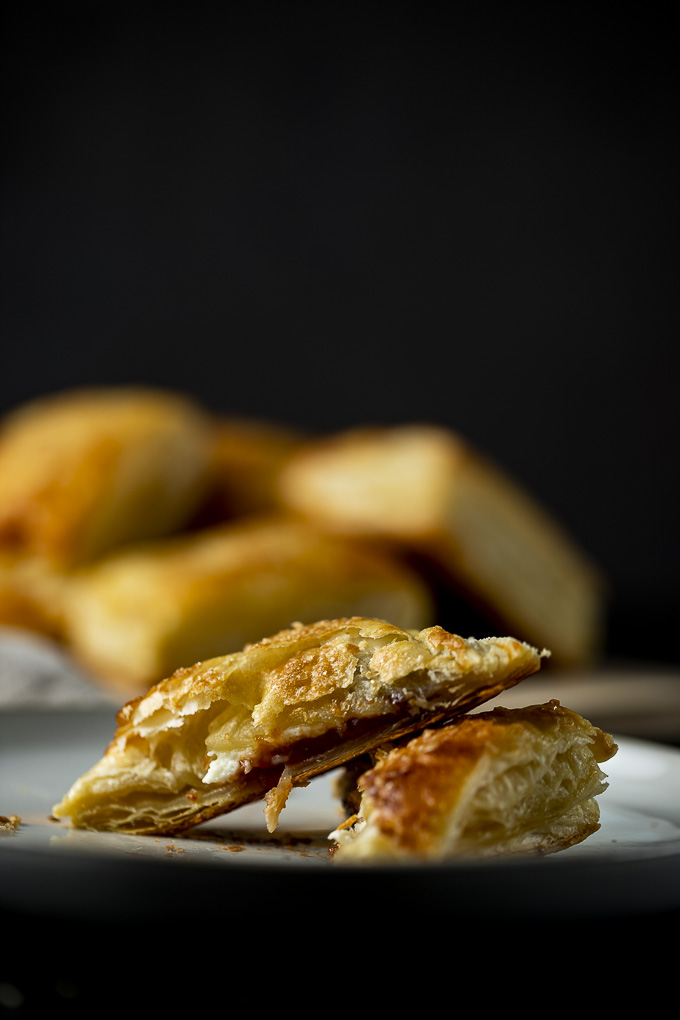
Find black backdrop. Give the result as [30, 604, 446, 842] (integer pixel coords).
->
[1, 4, 677, 662]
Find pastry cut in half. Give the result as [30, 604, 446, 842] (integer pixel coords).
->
[330, 700, 617, 862]
[52, 617, 546, 835]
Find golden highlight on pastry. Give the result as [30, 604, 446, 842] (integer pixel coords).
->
[330, 701, 617, 862]
[62, 518, 433, 693]
[52, 617, 546, 835]
[277, 423, 605, 666]
[0, 387, 214, 569]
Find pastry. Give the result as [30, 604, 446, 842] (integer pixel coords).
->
[330, 700, 617, 861]
[52, 617, 546, 834]
[277, 423, 606, 665]
[0, 387, 214, 569]
[62, 518, 434, 693]
[194, 415, 305, 524]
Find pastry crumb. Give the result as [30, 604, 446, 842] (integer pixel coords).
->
[0, 814, 21, 833]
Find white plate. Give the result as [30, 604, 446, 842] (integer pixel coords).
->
[1, 707, 680, 927]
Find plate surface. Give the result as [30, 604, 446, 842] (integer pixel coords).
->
[1, 706, 680, 927]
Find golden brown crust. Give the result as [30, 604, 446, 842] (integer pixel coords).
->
[62, 517, 433, 693]
[277, 424, 606, 665]
[0, 387, 214, 569]
[331, 700, 617, 861]
[52, 617, 546, 835]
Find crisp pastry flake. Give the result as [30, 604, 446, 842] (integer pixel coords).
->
[52, 617, 546, 835]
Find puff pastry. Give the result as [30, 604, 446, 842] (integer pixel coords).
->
[195, 416, 305, 524]
[277, 424, 605, 666]
[330, 700, 617, 861]
[52, 617, 546, 835]
[0, 387, 214, 569]
[62, 518, 433, 693]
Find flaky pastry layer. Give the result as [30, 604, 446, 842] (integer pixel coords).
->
[330, 700, 617, 861]
[52, 617, 546, 835]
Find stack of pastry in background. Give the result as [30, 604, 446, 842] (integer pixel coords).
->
[0, 386, 606, 699]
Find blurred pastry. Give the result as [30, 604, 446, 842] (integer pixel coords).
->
[62, 517, 434, 693]
[0, 387, 215, 569]
[277, 423, 606, 666]
[330, 700, 617, 861]
[194, 416, 305, 523]
[52, 616, 546, 834]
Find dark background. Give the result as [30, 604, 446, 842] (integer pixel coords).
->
[1, 4, 677, 662]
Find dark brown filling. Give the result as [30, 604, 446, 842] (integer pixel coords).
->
[247, 687, 503, 782]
